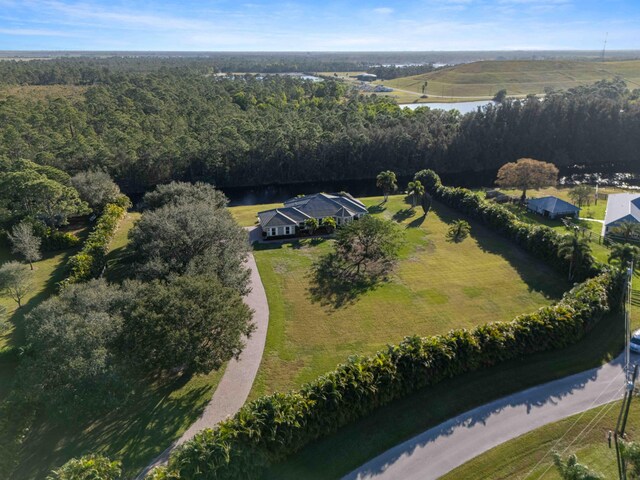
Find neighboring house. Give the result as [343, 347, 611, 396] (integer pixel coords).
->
[526, 196, 580, 219]
[257, 192, 368, 238]
[602, 193, 640, 237]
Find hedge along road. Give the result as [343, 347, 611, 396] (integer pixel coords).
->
[344, 352, 636, 480]
[137, 227, 269, 479]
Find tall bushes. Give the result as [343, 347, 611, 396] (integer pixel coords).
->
[418, 169, 599, 280]
[152, 270, 621, 480]
[61, 201, 128, 286]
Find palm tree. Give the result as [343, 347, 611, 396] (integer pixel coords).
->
[558, 234, 592, 281]
[322, 217, 337, 234]
[610, 221, 640, 241]
[407, 180, 425, 210]
[446, 220, 471, 243]
[376, 171, 398, 203]
[608, 243, 640, 270]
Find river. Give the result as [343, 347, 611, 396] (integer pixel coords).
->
[222, 168, 640, 206]
[400, 100, 495, 114]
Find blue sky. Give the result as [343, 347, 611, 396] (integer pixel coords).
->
[0, 0, 639, 51]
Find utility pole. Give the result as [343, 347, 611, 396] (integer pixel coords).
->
[614, 263, 636, 479]
[602, 32, 609, 62]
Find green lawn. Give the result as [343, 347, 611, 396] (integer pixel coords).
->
[233, 195, 571, 399]
[5, 212, 228, 479]
[443, 399, 639, 480]
[13, 368, 226, 480]
[263, 311, 625, 480]
[0, 219, 89, 351]
[382, 60, 640, 99]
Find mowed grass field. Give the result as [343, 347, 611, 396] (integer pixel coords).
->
[443, 400, 639, 480]
[381, 60, 640, 99]
[230, 195, 571, 398]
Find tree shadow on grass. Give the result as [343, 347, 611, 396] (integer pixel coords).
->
[432, 201, 570, 299]
[406, 215, 426, 229]
[307, 254, 381, 309]
[14, 370, 216, 480]
[392, 208, 416, 223]
[253, 238, 329, 252]
[368, 203, 387, 214]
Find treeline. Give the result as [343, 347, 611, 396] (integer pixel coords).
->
[1, 69, 639, 194]
[366, 63, 436, 80]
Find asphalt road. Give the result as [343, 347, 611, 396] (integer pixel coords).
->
[344, 353, 634, 480]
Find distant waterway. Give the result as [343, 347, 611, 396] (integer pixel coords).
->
[400, 101, 495, 114]
[222, 167, 640, 206]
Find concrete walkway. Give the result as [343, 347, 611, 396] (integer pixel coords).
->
[344, 353, 636, 480]
[138, 233, 269, 478]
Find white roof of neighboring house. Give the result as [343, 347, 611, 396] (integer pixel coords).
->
[604, 193, 640, 226]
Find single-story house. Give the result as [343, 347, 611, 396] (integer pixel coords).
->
[526, 196, 580, 219]
[257, 192, 368, 238]
[602, 193, 640, 237]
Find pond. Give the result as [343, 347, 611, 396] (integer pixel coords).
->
[400, 100, 495, 114]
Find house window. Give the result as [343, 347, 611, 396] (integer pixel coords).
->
[269, 227, 277, 236]
[284, 226, 291, 235]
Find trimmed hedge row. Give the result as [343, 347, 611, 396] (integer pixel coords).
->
[418, 169, 599, 280]
[60, 202, 127, 286]
[151, 270, 622, 480]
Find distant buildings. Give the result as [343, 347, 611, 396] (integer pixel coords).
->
[356, 73, 377, 82]
[603, 193, 640, 236]
[526, 196, 580, 219]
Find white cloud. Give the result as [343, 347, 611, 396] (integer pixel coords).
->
[373, 7, 394, 14]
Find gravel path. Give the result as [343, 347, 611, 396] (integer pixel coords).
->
[137, 231, 269, 478]
[344, 353, 635, 480]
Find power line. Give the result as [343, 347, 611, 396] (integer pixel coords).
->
[524, 369, 626, 479]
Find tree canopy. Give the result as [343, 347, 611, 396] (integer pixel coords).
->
[495, 158, 559, 202]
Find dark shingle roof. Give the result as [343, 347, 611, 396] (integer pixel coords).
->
[259, 193, 367, 228]
[527, 196, 580, 214]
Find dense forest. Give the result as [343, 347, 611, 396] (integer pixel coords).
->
[0, 59, 639, 194]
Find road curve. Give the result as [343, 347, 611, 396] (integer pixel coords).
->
[344, 353, 634, 480]
[138, 229, 269, 478]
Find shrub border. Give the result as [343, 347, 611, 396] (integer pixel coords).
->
[59, 201, 128, 287]
[149, 171, 622, 480]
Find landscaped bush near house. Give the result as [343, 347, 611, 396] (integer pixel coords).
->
[150, 270, 622, 480]
[60, 202, 127, 286]
[417, 170, 600, 280]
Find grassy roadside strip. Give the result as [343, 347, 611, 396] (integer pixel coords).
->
[442, 399, 638, 480]
[264, 311, 624, 479]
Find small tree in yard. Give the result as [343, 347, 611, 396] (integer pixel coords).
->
[333, 216, 403, 280]
[47, 454, 121, 480]
[553, 453, 603, 480]
[569, 185, 595, 207]
[376, 170, 398, 202]
[8, 221, 41, 269]
[71, 170, 122, 212]
[558, 234, 592, 281]
[322, 217, 337, 234]
[608, 243, 640, 269]
[446, 220, 471, 243]
[305, 217, 319, 234]
[495, 158, 559, 203]
[0, 261, 33, 308]
[407, 180, 425, 209]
